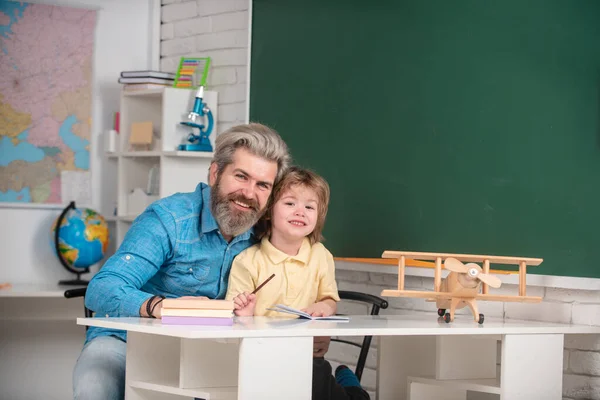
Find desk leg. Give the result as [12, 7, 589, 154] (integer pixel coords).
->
[377, 336, 436, 400]
[500, 334, 563, 400]
[238, 336, 313, 399]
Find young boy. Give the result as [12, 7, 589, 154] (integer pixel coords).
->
[225, 167, 370, 400]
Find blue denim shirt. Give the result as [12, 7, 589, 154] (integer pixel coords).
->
[84, 183, 257, 344]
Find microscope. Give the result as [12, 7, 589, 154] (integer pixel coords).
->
[178, 86, 214, 151]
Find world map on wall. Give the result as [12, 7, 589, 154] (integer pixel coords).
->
[0, 1, 96, 204]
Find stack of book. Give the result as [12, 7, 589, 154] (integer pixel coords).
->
[161, 298, 234, 326]
[118, 70, 175, 91]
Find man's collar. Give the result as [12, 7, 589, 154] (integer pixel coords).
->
[200, 184, 256, 241]
[200, 185, 219, 234]
[261, 237, 311, 265]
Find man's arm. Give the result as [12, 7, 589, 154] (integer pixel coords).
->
[85, 206, 175, 317]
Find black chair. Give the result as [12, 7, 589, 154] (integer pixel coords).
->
[331, 290, 389, 382]
[64, 287, 92, 319]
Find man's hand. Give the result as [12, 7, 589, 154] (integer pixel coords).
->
[233, 292, 257, 317]
[313, 336, 331, 358]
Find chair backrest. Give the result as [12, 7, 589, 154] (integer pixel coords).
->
[332, 290, 389, 382]
[64, 287, 92, 321]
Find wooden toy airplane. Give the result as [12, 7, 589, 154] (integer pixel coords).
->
[379, 251, 543, 324]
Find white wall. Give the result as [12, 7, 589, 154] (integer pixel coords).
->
[0, 1, 159, 399]
[0, 0, 159, 285]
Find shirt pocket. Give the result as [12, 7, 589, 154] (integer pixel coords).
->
[161, 262, 210, 295]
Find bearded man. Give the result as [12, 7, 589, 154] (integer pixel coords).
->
[73, 123, 291, 400]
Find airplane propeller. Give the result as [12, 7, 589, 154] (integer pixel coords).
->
[444, 258, 502, 288]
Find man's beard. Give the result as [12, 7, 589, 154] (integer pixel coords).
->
[210, 178, 265, 237]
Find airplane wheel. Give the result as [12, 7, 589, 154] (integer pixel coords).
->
[443, 313, 451, 323]
[437, 308, 446, 317]
[478, 314, 484, 324]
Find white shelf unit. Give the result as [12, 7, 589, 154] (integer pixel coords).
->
[106, 87, 217, 247]
[125, 333, 239, 400]
[408, 376, 500, 399]
[393, 335, 502, 400]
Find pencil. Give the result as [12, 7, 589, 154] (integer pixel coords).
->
[251, 273, 275, 295]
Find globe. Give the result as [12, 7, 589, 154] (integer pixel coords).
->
[51, 201, 109, 285]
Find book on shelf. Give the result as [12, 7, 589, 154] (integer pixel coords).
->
[161, 308, 233, 318]
[162, 298, 234, 310]
[118, 77, 174, 85]
[121, 70, 176, 79]
[122, 83, 171, 92]
[267, 304, 350, 321]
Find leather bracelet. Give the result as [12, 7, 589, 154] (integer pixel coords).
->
[146, 295, 161, 318]
[150, 296, 165, 317]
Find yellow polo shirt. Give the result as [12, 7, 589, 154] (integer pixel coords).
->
[226, 237, 340, 317]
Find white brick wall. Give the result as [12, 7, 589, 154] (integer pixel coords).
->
[160, 0, 249, 134]
[334, 267, 600, 399]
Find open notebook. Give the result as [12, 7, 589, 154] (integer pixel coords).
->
[267, 304, 349, 321]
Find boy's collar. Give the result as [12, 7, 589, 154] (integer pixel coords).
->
[261, 237, 311, 265]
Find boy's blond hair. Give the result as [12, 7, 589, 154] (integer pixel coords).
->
[256, 166, 330, 244]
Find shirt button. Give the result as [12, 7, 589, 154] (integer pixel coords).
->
[125, 255, 131, 260]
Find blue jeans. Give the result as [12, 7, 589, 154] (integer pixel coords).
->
[73, 336, 126, 400]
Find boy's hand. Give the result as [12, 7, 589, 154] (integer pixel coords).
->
[313, 336, 331, 357]
[303, 300, 335, 317]
[233, 292, 257, 316]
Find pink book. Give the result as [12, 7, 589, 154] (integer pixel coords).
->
[161, 316, 233, 326]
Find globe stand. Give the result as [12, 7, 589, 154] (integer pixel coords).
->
[59, 274, 90, 286]
[55, 201, 90, 286]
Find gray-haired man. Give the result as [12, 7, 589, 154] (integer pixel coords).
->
[73, 123, 291, 400]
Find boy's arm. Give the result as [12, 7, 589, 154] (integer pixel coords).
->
[85, 206, 175, 317]
[304, 246, 340, 317]
[225, 252, 257, 300]
[226, 253, 258, 316]
[316, 246, 341, 304]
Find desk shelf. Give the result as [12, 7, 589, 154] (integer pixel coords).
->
[126, 332, 239, 400]
[129, 379, 237, 399]
[408, 375, 501, 395]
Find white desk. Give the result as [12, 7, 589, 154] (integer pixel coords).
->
[79, 314, 600, 400]
[0, 283, 86, 297]
[1, 284, 87, 399]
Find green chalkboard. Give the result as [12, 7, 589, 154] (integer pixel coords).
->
[250, 0, 600, 278]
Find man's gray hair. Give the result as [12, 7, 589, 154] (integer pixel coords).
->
[212, 123, 291, 183]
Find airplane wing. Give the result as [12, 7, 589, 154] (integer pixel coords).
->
[380, 290, 453, 301]
[475, 294, 542, 303]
